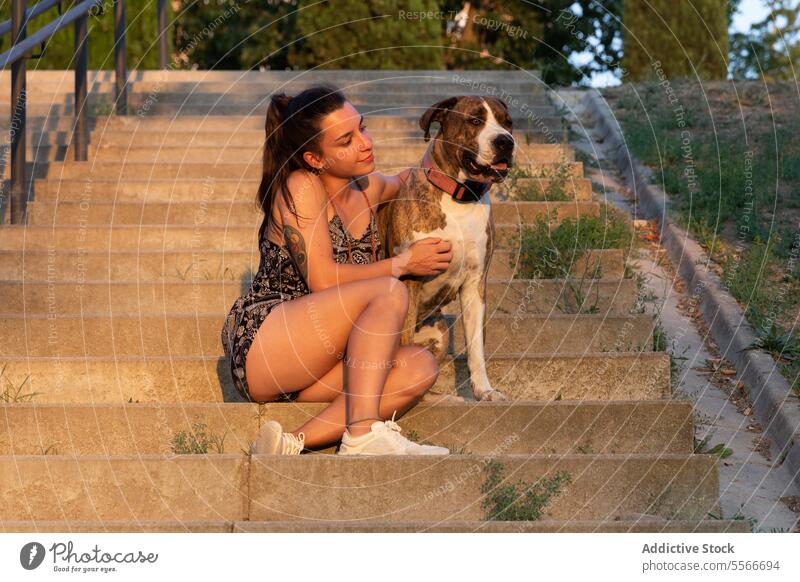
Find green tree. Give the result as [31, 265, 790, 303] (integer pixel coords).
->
[438, 1, 624, 85]
[174, 0, 299, 71]
[534, 0, 623, 86]
[294, 0, 444, 69]
[729, 0, 800, 80]
[439, 0, 542, 70]
[621, 0, 729, 81]
[0, 0, 167, 70]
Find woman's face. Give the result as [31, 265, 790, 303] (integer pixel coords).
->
[308, 101, 375, 177]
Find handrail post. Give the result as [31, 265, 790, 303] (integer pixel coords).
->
[9, 0, 27, 224]
[114, 0, 127, 115]
[74, 11, 88, 161]
[158, 0, 167, 69]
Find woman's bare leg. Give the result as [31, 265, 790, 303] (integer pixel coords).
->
[245, 275, 416, 441]
[287, 346, 438, 448]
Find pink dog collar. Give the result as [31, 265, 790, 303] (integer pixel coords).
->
[421, 144, 492, 203]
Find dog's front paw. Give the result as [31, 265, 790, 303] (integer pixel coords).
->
[473, 387, 508, 402]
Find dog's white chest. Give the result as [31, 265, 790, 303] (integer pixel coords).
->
[396, 191, 491, 304]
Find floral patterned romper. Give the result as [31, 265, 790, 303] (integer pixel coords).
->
[220, 185, 381, 402]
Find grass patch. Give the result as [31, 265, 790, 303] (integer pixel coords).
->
[89, 96, 115, 117]
[668, 340, 690, 392]
[0, 363, 42, 403]
[480, 460, 572, 521]
[513, 203, 634, 279]
[171, 421, 228, 454]
[175, 259, 236, 281]
[720, 239, 778, 327]
[694, 432, 733, 459]
[605, 80, 800, 396]
[556, 276, 601, 314]
[504, 158, 573, 202]
[706, 503, 758, 531]
[745, 322, 799, 362]
[652, 317, 667, 352]
[721, 236, 800, 395]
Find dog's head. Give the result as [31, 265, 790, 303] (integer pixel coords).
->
[419, 95, 515, 183]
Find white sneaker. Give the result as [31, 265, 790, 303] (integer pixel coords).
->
[250, 420, 305, 455]
[337, 411, 450, 456]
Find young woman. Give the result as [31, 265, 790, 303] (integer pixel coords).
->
[220, 84, 454, 456]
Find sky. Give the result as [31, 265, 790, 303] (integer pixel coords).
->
[585, 0, 786, 86]
[731, 0, 773, 34]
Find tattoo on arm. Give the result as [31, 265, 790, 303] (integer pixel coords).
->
[283, 224, 308, 282]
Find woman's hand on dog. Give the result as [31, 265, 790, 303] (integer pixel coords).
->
[392, 237, 452, 277]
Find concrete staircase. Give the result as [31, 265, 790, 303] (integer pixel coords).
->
[0, 70, 749, 532]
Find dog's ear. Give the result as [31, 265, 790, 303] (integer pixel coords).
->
[419, 97, 458, 142]
[490, 97, 512, 128]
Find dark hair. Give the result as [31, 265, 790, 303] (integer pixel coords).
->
[256, 84, 347, 243]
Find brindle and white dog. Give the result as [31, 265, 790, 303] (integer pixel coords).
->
[377, 96, 515, 402]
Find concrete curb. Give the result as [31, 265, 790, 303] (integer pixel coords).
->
[581, 88, 800, 490]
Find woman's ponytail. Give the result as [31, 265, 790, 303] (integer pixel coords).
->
[264, 93, 291, 152]
[256, 85, 345, 244]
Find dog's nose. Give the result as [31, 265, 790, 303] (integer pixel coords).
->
[493, 133, 515, 154]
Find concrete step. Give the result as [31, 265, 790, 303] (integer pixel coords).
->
[0, 103, 561, 124]
[0, 89, 550, 108]
[29, 176, 592, 202]
[445, 351, 669, 400]
[498, 249, 624, 279]
[451, 313, 655, 353]
[0, 223, 596, 252]
[0, 248, 625, 281]
[500, 178, 593, 201]
[0, 278, 637, 316]
[26, 130, 570, 152]
[21, 141, 569, 164]
[0, 69, 539, 77]
[19, 160, 582, 181]
[2, 114, 558, 134]
[0, 351, 669, 403]
[0, 96, 552, 114]
[0, 519, 752, 533]
[0, 69, 544, 86]
[450, 277, 637, 315]
[0, 312, 656, 357]
[0, 81, 547, 97]
[25, 200, 599, 227]
[0, 453, 721, 522]
[0, 82, 546, 104]
[0, 401, 695, 456]
[124, 91, 554, 106]
[0, 115, 424, 133]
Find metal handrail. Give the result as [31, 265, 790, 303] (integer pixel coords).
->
[0, 0, 61, 37]
[0, 0, 101, 67]
[1, 0, 128, 225]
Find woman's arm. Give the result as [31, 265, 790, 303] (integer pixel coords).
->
[279, 171, 409, 292]
[322, 254, 407, 288]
